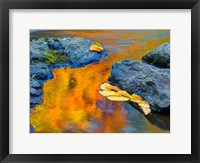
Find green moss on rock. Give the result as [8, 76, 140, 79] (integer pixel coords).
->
[43, 50, 67, 65]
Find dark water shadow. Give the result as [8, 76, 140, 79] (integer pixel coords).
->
[129, 102, 170, 131]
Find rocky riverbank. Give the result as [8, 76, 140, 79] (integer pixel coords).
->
[30, 37, 109, 108]
[109, 42, 170, 113]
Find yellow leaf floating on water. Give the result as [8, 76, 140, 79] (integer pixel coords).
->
[131, 94, 142, 103]
[100, 83, 120, 92]
[98, 90, 120, 96]
[90, 43, 103, 52]
[138, 100, 151, 115]
[98, 82, 151, 116]
[118, 90, 132, 99]
[95, 42, 102, 47]
[107, 95, 129, 101]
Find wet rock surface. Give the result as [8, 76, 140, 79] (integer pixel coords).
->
[109, 59, 170, 113]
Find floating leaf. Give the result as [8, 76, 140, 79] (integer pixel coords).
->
[95, 42, 102, 47]
[98, 90, 120, 97]
[118, 90, 132, 99]
[131, 94, 142, 103]
[90, 44, 103, 52]
[107, 95, 129, 101]
[138, 100, 151, 115]
[100, 83, 120, 91]
[100, 83, 112, 90]
[98, 82, 151, 116]
[138, 100, 149, 108]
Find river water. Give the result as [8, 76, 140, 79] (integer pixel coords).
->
[30, 30, 170, 133]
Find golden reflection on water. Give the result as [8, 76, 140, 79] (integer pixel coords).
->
[30, 30, 170, 133]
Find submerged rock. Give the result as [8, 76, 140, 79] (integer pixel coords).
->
[108, 59, 170, 113]
[142, 42, 170, 68]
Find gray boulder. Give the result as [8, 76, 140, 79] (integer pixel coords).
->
[142, 42, 170, 68]
[108, 59, 170, 113]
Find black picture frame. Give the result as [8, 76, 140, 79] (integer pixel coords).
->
[0, 0, 199, 162]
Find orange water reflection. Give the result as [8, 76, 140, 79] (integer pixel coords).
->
[30, 30, 170, 133]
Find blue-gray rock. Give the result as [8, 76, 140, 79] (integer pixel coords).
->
[30, 37, 109, 68]
[108, 59, 170, 113]
[30, 63, 53, 80]
[30, 125, 35, 133]
[142, 42, 170, 68]
[30, 87, 43, 96]
[30, 87, 37, 96]
[34, 89, 43, 96]
[30, 78, 42, 88]
[30, 96, 43, 107]
[30, 38, 50, 61]
[30, 77, 44, 107]
[57, 37, 109, 67]
[47, 38, 64, 52]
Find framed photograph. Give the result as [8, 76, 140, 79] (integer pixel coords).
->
[0, 0, 199, 162]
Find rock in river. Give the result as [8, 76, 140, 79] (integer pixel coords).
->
[50, 37, 109, 68]
[108, 59, 170, 113]
[142, 42, 170, 68]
